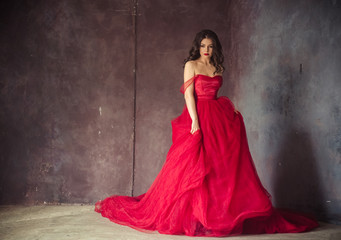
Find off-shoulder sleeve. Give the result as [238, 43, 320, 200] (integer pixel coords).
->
[180, 75, 195, 94]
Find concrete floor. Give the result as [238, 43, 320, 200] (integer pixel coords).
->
[0, 205, 340, 240]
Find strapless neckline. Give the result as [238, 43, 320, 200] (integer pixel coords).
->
[180, 74, 222, 94]
[195, 74, 222, 79]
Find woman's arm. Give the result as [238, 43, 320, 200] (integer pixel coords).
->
[183, 61, 200, 134]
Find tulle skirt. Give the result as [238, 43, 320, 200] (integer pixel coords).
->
[95, 96, 318, 236]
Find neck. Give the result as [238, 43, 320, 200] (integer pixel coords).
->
[198, 57, 211, 65]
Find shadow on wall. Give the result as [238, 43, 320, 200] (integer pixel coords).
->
[273, 129, 326, 219]
[270, 58, 326, 221]
[0, 116, 29, 204]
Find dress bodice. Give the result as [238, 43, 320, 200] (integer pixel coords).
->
[194, 74, 222, 100]
[181, 74, 223, 100]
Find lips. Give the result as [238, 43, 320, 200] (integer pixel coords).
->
[204, 53, 209, 56]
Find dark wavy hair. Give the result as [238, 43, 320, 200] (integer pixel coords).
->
[183, 29, 225, 75]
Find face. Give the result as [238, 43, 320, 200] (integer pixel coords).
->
[199, 38, 213, 58]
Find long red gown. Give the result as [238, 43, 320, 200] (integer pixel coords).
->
[95, 74, 319, 236]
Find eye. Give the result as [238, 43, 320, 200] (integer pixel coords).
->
[209, 45, 213, 48]
[200, 45, 205, 48]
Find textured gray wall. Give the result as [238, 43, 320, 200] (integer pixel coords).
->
[226, 0, 341, 223]
[0, 0, 340, 224]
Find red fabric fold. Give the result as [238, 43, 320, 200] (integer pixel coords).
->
[95, 74, 318, 237]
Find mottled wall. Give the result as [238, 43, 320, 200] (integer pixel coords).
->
[0, 0, 231, 205]
[226, 0, 341, 223]
[1, 0, 340, 224]
[0, 0, 135, 204]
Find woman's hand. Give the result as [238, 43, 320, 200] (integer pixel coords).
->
[190, 119, 200, 134]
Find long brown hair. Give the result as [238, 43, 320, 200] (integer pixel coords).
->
[183, 29, 225, 75]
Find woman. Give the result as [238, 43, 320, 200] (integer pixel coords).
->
[95, 29, 318, 236]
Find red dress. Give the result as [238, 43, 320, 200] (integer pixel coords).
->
[95, 74, 318, 236]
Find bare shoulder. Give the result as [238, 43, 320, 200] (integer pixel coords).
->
[216, 70, 224, 76]
[184, 60, 196, 81]
[184, 60, 197, 69]
[184, 60, 196, 73]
